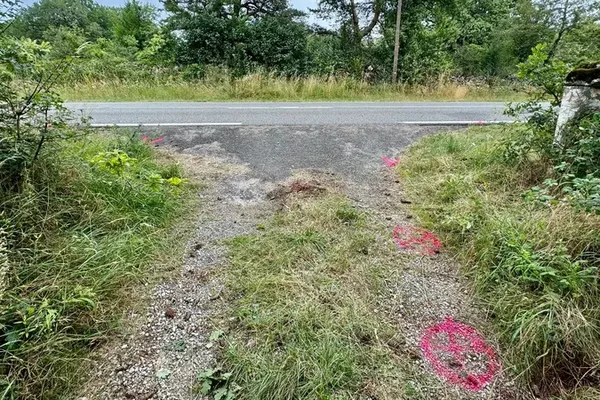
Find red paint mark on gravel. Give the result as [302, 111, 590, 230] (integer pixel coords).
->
[420, 318, 501, 391]
[382, 156, 400, 168]
[142, 136, 164, 145]
[393, 226, 441, 255]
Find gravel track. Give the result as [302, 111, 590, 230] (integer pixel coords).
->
[79, 125, 532, 400]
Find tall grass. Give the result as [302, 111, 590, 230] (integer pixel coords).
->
[399, 127, 600, 397]
[0, 130, 195, 399]
[218, 195, 416, 399]
[59, 74, 527, 102]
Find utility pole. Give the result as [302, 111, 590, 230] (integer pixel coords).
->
[392, 0, 403, 84]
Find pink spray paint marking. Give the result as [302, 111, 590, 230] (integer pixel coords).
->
[382, 156, 400, 168]
[420, 318, 501, 391]
[393, 226, 441, 256]
[142, 136, 164, 145]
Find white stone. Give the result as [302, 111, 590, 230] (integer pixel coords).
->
[555, 83, 600, 147]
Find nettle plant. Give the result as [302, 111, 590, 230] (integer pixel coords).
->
[0, 37, 77, 190]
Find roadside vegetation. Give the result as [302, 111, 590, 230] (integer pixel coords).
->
[59, 75, 526, 102]
[0, 130, 194, 399]
[0, 25, 196, 399]
[1, 0, 599, 101]
[399, 46, 600, 398]
[203, 194, 420, 399]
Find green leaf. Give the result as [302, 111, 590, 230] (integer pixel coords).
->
[209, 329, 224, 342]
[214, 387, 228, 400]
[200, 380, 212, 395]
[156, 368, 172, 379]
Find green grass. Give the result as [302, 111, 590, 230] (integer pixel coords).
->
[58, 74, 527, 102]
[0, 130, 197, 399]
[210, 194, 427, 399]
[399, 126, 600, 398]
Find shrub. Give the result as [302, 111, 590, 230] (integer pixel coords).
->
[0, 37, 74, 190]
[400, 126, 600, 395]
[0, 129, 192, 399]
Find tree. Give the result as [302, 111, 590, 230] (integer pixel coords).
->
[114, 0, 158, 49]
[163, 0, 289, 20]
[163, 0, 308, 74]
[0, 0, 20, 34]
[556, 18, 600, 64]
[505, 0, 552, 62]
[8, 0, 117, 41]
[312, 0, 383, 49]
[248, 15, 309, 74]
[43, 26, 87, 59]
[538, 0, 600, 59]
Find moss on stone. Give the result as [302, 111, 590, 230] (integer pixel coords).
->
[566, 62, 600, 86]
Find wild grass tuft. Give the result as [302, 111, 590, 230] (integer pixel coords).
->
[218, 195, 415, 399]
[0, 129, 195, 399]
[58, 74, 527, 102]
[400, 126, 600, 396]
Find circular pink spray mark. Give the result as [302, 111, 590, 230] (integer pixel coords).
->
[420, 318, 501, 391]
[393, 226, 441, 255]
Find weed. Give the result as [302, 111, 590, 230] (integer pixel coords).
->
[0, 129, 195, 399]
[400, 126, 600, 396]
[197, 368, 240, 400]
[217, 195, 410, 399]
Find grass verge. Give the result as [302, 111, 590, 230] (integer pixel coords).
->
[0, 130, 197, 399]
[399, 126, 600, 397]
[205, 193, 424, 399]
[58, 75, 527, 102]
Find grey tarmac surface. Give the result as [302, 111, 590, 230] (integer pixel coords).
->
[155, 124, 456, 181]
[66, 101, 513, 126]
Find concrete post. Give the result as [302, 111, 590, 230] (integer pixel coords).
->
[554, 63, 600, 147]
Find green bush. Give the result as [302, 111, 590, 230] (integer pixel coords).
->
[400, 126, 600, 395]
[0, 37, 74, 190]
[504, 44, 600, 215]
[0, 130, 193, 399]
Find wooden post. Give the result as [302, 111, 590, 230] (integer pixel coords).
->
[392, 0, 403, 84]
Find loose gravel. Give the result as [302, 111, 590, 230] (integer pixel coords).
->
[78, 128, 532, 400]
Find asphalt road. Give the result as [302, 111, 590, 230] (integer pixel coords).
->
[163, 125, 456, 181]
[65, 101, 513, 126]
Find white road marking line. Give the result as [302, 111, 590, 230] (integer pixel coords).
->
[88, 120, 513, 127]
[226, 106, 333, 110]
[224, 105, 499, 110]
[396, 120, 513, 125]
[90, 122, 243, 127]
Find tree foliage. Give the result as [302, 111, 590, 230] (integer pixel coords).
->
[2, 0, 599, 82]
